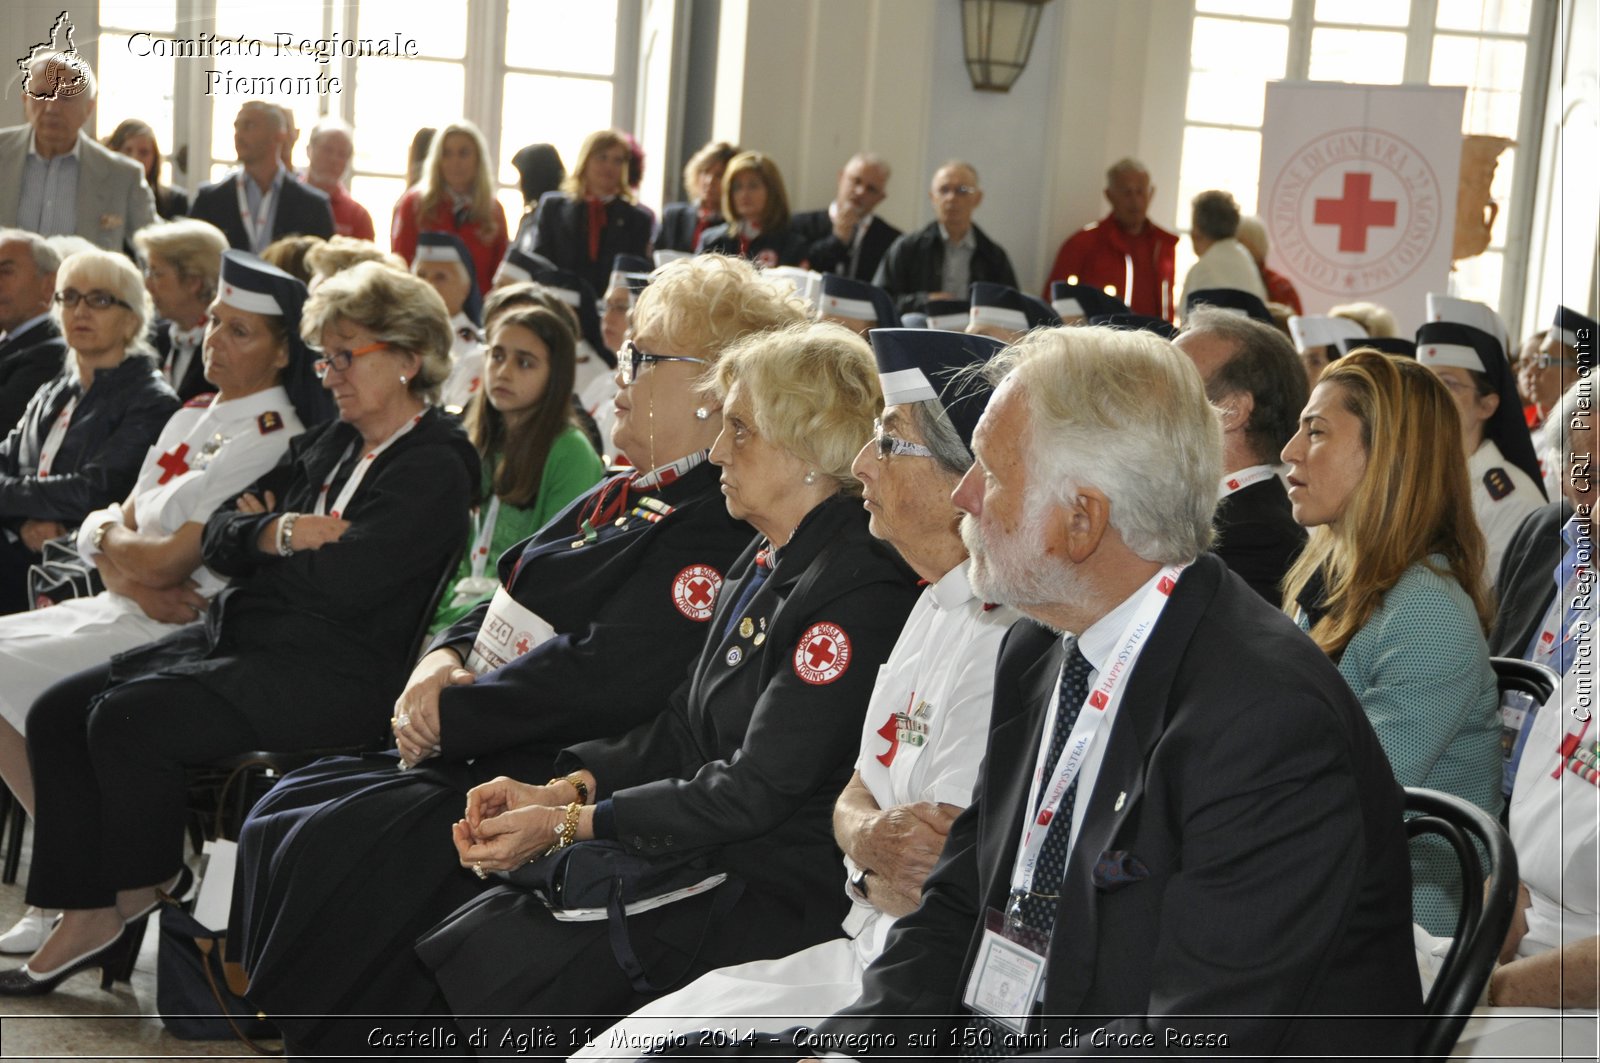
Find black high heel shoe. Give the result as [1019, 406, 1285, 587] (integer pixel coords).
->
[0, 923, 138, 996]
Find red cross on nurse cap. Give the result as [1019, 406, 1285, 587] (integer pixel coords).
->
[218, 250, 304, 319]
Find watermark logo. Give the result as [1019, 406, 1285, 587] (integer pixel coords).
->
[18, 11, 92, 102]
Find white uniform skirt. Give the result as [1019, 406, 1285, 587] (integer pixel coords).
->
[0, 594, 187, 732]
[570, 935, 863, 1062]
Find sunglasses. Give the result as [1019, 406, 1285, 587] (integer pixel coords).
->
[872, 417, 935, 461]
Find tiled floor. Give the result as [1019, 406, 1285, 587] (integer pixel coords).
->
[0, 818, 279, 1060]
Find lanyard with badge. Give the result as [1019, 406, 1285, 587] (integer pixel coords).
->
[963, 564, 1186, 1033]
[1218, 464, 1276, 499]
[35, 393, 80, 476]
[236, 172, 277, 253]
[314, 414, 422, 518]
[446, 494, 503, 608]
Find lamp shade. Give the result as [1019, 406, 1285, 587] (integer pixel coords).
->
[961, 0, 1053, 93]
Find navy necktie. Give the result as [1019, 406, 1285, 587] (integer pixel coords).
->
[962, 643, 1093, 1058]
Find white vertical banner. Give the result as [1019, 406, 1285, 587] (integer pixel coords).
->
[1260, 83, 1464, 335]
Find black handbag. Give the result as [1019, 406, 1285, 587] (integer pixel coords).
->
[156, 902, 280, 1051]
[500, 839, 744, 993]
[25, 536, 103, 609]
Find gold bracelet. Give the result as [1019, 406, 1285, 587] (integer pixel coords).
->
[548, 801, 582, 853]
[547, 772, 589, 805]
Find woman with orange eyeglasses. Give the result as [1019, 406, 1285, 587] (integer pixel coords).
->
[0, 262, 478, 997]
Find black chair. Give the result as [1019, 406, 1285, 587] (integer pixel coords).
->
[1491, 656, 1559, 704]
[187, 533, 468, 842]
[1405, 786, 1520, 1063]
[0, 790, 23, 885]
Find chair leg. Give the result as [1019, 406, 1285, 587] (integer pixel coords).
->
[2, 800, 26, 885]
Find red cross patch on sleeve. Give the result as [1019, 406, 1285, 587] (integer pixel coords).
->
[794, 621, 851, 685]
[671, 564, 723, 621]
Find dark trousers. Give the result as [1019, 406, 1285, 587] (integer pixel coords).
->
[0, 536, 37, 615]
[24, 661, 259, 909]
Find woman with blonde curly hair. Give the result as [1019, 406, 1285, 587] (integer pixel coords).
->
[1280, 348, 1500, 936]
[226, 254, 819, 1054]
[390, 119, 508, 296]
[415, 319, 918, 1049]
[530, 128, 654, 298]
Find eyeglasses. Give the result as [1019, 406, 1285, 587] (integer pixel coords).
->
[872, 417, 935, 461]
[934, 184, 978, 198]
[1534, 353, 1575, 370]
[54, 288, 133, 311]
[618, 339, 707, 386]
[314, 341, 389, 379]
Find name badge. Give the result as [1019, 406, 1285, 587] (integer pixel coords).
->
[465, 585, 556, 675]
[962, 908, 1047, 1035]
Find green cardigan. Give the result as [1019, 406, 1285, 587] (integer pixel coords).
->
[1303, 558, 1502, 935]
[428, 424, 604, 634]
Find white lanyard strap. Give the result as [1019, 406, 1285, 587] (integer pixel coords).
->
[1009, 563, 1187, 900]
[467, 494, 503, 581]
[36, 393, 80, 476]
[314, 415, 423, 518]
[1219, 464, 1277, 499]
[236, 172, 277, 252]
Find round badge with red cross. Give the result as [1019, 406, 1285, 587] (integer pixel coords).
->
[671, 565, 723, 621]
[794, 622, 851, 685]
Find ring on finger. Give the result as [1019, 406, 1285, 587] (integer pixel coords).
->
[395, 711, 411, 730]
[473, 862, 487, 880]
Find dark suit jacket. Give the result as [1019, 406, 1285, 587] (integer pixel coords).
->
[696, 224, 809, 268]
[0, 317, 65, 435]
[1212, 475, 1306, 604]
[819, 554, 1421, 1061]
[148, 319, 212, 402]
[531, 191, 654, 297]
[0, 353, 177, 529]
[872, 221, 1019, 314]
[188, 171, 335, 251]
[1489, 501, 1573, 657]
[657, 201, 717, 254]
[790, 210, 902, 282]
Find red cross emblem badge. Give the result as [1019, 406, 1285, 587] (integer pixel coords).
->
[156, 443, 191, 484]
[794, 621, 851, 685]
[671, 564, 723, 621]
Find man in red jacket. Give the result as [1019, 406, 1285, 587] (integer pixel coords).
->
[1043, 158, 1177, 322]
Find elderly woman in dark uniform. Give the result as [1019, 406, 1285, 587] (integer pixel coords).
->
[0, 262, 477, 996]
[415, 320, 919, 1052]
[0, 249, 178, 612]
[226, 254, 811, 1054]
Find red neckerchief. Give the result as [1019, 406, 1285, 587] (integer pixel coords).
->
[586, 197, 605, 262]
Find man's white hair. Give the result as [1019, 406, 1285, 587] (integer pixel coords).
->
[986, 326, 1223, 564]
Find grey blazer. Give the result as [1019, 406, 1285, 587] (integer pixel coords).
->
[0, 125, 158, 249]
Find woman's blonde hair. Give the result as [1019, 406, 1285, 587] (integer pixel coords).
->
[304, 235, 407, 284]
[561, 129, 636, 203]
[132, 218, 229, 301]
[630, 254, 810, 369]
[1329, 301, 1398, 338]
[709, 321, 881, 497]
[299, 261, 453, 403]
[419, 120, 498, 243]
[720, 152, 791, 232]
[1282, 350, 1492, 656]
[53, 248, 152, 347]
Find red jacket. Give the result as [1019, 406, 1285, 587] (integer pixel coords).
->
[390, 187, 508, 295]
[1044, 212, 1178, 320]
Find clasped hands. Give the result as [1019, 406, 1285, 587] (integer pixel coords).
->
[391, 651, 474, 768]
[452, 777, 572, 874]
[853, 802, 958, 917]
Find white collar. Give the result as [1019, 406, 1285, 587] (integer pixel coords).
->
[28, 130, 81, 162]
[240, 162, 286, 195]
[929, 560, 978, 611]
[938, 225, 975, 250]
[4, 310, 53, 340]
[209, 384, 293, 423]
[1069, 566, 1180, 673]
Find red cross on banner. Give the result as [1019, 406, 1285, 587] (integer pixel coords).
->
[156, 443, 191, 484]
[1313, 172, 1398, 253]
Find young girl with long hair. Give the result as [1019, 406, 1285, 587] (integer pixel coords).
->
[429, 306, 604, 631]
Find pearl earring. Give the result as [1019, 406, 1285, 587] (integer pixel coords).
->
[399, 375, 408, 384]
[803, 470, 817, 485]
[694, 406, 710, 421]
